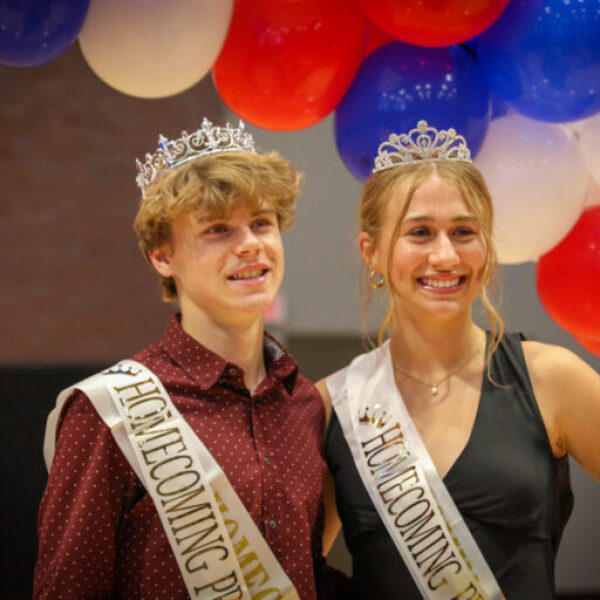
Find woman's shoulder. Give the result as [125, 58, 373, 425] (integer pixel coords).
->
[521, 339, 595, 384]
[520, 339, 599, 411]
[521, 338, 600, 472]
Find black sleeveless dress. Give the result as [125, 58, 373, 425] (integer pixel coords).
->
[325, 333, 573, 599]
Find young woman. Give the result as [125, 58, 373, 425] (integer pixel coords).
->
[319, 121, 600, 599]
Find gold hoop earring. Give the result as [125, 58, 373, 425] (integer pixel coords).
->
[369, 270, 385, 289]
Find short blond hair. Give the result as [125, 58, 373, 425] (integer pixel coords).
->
[134, 151, 301, 301]
[360, 160, 504, 364]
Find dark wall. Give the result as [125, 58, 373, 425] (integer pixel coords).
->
[2, 365, 99, 597]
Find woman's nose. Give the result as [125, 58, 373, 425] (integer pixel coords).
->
[429, 232, 459, 267]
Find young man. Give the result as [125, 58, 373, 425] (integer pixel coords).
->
[35, 119, 347, 600]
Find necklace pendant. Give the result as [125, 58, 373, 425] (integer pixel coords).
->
[431, 385, 438, 395]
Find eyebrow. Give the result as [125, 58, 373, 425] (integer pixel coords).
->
[402, 214, 476, 223]
[194, 208, 277, 224]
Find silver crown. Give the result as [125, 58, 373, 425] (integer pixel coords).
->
[135, 118, 257, 193]
[373, 120, 471, 173]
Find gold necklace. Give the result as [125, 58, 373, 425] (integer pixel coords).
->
[392, 345, 481, 395]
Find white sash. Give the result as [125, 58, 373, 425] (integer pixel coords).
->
[44, 360, 300, 600]
[327, 342, 505, 600]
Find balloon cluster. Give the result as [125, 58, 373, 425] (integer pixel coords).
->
[0, 0, 234, 98]
[2, 0, 600, 354]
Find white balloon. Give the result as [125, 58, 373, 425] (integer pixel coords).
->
[584, 178, 600, 208]
[474, 115, 588, 264]
[79, 0, 233, 98]
[579, 113, 600, 186]
[563, 117, 590, 137]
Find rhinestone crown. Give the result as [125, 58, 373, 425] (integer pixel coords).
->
[373, 120, 471, 173]
[135, 118, 256, 193]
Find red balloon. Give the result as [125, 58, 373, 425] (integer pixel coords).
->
[365, 22, 392, 55]
[212, 0, 367, 131]
[356, 0, 510, 47]
[536, 206, 600, 338]
[573, 334, 600, 358]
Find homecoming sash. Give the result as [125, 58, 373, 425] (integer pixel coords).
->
[44, 360, 300, 600]
[327, 342, 505, 600]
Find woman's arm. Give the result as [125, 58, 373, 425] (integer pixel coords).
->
[524, 341, 600, 480]
[316, 378, 333, 430]
[322, 469, 342, 555]
[316, 378, 342, 554]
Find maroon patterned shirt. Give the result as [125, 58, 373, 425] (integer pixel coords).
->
[35, 315, 329, 600]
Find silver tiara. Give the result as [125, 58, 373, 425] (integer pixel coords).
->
[372, 120, 471, 173]
[135, 118, 257, 193]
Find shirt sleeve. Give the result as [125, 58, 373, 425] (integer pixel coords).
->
[34, 390, 136, 600]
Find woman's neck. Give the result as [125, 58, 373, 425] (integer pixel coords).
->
[389, 312, 484, 378]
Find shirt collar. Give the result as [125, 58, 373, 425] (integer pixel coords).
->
[160, 314, 298, 393]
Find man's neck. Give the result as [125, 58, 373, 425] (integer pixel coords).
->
[180, 308, 267, 395]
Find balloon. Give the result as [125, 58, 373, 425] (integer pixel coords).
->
[573, 334, 600, 358]
[475, 0, 600, 122]
[536, 206, 600, 339]
[474, 115, 588, 264]
[564, 118, 591, 137]
[0, 0, 89, 67]
[365, 22, 392, 55]
[79, 0, 233, 99]
[584, 179, 600, 208]
[489, 92, 510, 120]
[356, 0, 510, 47]
[212, 0, 367, 131]
[579, 114, 600, 186]
[335, 42, 490, 181]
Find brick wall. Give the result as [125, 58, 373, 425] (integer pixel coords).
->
[0, 44, 224, 364]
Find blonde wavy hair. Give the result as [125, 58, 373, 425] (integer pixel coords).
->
[360, 160, 504, 369]
[134, 151, 301, 301]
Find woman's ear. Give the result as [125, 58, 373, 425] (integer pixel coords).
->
[358, 231, 379, 271]
[147, 246, 174, 278]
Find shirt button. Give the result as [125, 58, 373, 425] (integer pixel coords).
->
[226, 366, 238, 376]
[264, 457, 270, 466]
[269, 519, 277, 530]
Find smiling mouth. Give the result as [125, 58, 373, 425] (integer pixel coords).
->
[419, 276, 466, 288]
[229, 269, 268, 280]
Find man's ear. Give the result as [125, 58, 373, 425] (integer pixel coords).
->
[147, 247, 174, 278]
[358, 231, 379, 272]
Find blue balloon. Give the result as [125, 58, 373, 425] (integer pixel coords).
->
[0, 0, 89, 68]
[490, 91, 510, 120]
[474, 0, 600, 122]
[335, 42, 490, 181]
